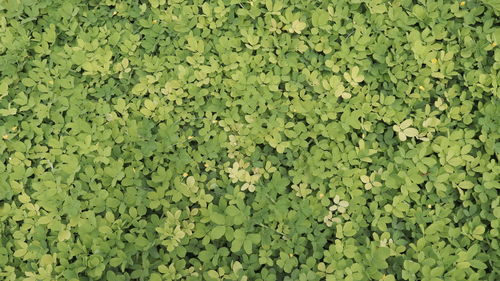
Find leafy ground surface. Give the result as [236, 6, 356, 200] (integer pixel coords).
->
[0, 0, 499, 280]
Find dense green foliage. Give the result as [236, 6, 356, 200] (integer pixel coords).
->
[1, 0, 499, 280]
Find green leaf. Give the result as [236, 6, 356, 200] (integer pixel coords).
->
[404, 260, 420, 273]
[211, 212, 226, 225]
[58, 230, 71, 242]
[0, 107, 17, 116]
[372, 247, 390, 269]
[210, 226, 225, 239]
[21, 78, 36, 87]
[207, 270, 219, 279]
[459, 181, 474, 189]
[186, 176, 195, 187]
[144, 99, 156, 111]
[150, 273, 162, 281]
[14, 248, 27, 257]
[473, 225, 485, 236]
[343, 222, 357, 237]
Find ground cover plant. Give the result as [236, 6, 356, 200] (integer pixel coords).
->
[0, 0, 499, 280]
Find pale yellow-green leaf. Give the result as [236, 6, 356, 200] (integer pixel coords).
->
[398, 132, 407, 141]
[360, 175, 370, 183]
[291, 20, 306, 34]
[186, 176, 195, 187]
[14, 248, 27, 257]
[144, 99, 156, 110]
[40, 254, 53, 266]
[400, 119, 413, 129]
[403, 128, 419, 137]
[207, 270, 219, 279]
[232, 261, 243, 272]
[38, 216, 52, 224]
[58, 230, 71, 241]
[342, 92, 351, 99]
[18, 193, 30, 204]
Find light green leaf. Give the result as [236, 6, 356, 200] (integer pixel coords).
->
[210, 226, 226, 239]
